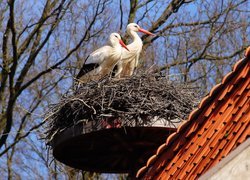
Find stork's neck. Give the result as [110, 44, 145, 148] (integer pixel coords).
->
[128, 30, 142, 43]
[112, 43, 122, 54]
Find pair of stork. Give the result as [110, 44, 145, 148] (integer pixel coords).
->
[76, 23, 154, 83]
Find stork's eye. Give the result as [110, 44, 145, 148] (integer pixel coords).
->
[134, 25, 137, 28]
[114, 35, 118, 38]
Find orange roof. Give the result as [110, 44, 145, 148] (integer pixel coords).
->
[136, 46, 250, 179]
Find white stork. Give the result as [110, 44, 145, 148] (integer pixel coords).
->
[114, 23, 155, 78]
[76, 33, 129, 83]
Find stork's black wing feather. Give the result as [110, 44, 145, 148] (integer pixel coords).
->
[111, 64, 118, 77]
[76, 63, 99, 79]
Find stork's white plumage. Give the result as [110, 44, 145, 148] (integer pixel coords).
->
[76, 33, 129, 83]
[115, 23, 154, 78]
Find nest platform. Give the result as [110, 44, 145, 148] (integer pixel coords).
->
[46, 73, 199, 174]
[52, 122, 176, 173]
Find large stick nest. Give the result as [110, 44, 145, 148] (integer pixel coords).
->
[45, 73, 200, 144]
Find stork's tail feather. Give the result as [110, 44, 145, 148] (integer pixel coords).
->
[76, 63, 99, 79]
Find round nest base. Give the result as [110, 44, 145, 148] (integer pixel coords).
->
[46, 73, 200, 173]
[52, 122, 176, 173]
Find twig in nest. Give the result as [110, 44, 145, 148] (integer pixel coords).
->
[45, 73, 201, 144]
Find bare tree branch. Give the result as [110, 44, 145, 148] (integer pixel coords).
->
[15, 0, 71, 92]
[18, 0, 110, 97]
[154, 47, 247, 73]
[119, 0, 123, 30]
[0, 0, 17, 151]
[137, 0, 154, 9]
[142, 0, 188, 41]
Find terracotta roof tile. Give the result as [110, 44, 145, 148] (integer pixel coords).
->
[136, 47, 250, 179]
[245, 46, 250, 57]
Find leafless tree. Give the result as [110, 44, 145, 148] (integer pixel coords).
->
[0, 0, 249, 179]
[0, 0, 111, 178]
[118, 0, 249, 92]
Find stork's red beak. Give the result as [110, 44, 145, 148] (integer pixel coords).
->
[138, 28, 155, 36]
[119, 39, 129, 51]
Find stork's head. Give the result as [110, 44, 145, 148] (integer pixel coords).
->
[127, 23, 155, 36]
[109, 33, 129, 51]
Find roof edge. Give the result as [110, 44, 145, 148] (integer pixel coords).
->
[136, 46, 250, 178]
[199, 138, 250, 180]
[245, 46, 250, 58]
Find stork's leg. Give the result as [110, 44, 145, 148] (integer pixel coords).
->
[126, 60, 136, 76]
[114, 62, 123, 78]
